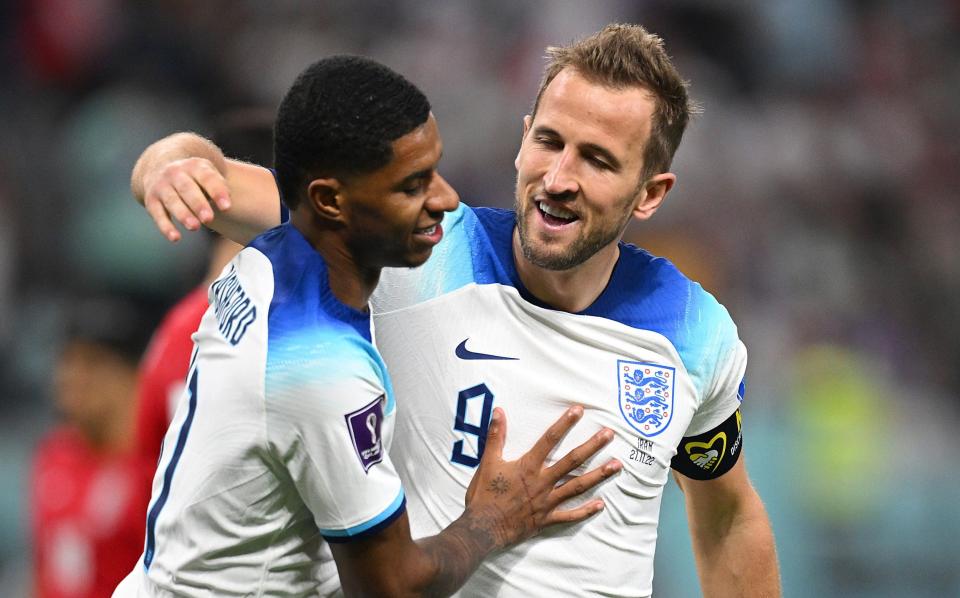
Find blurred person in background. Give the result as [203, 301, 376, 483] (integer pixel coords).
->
[31, 297, 155, 598]
[131, 24, 780, 597]
[134, 108, 274, 467]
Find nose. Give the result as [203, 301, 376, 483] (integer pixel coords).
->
[543, 149, 579, 196]
[426, 173, 460, 215]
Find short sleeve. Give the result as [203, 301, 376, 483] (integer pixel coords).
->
[685, 327, 747, 436]
[265, 341, 405, 542]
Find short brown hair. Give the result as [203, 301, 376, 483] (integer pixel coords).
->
[532, 23, 698, 181]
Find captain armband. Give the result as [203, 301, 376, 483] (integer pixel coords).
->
[670, 408, 742, 480]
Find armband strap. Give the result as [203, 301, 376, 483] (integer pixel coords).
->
[670, 409, 742, 480]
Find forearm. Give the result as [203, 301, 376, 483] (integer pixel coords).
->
[333, 407, 615, 596]
[131, 132, 225, 204]
[132, 131, 280, 244]
[333, 507, 503, 598]
[688, 491, 780, 598]
[412, 505, 504, 596]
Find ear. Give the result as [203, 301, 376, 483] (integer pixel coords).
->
[632, 173, 676, 221]
[306, 177, 344, 223]
[515, 115, 532, 171]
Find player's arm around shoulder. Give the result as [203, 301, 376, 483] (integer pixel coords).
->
[674, 447, 781, 597]
[131, 132, 281, 245]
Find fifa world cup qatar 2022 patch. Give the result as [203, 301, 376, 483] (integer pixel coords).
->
[346, 395, 385, 472]
[618, 360, 675, 437]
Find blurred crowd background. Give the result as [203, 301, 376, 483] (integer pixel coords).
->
[1, 0, 958, 596]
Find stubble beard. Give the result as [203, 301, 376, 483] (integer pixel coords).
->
[513, 185, 632, 272]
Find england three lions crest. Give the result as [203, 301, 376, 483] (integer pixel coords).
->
[618, 360, 675, 437]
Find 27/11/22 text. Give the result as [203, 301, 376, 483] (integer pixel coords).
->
[629, 438, 655, 466]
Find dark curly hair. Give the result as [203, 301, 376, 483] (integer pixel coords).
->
[274, 55, 431, 210]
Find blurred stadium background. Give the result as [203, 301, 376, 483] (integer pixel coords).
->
[2, 1, 958, 596]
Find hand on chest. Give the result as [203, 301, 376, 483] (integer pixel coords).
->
[378, 291, 699, 488]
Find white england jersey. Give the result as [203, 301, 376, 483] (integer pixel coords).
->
[372, 204, 746, 597]
[115, 224, 404, 597]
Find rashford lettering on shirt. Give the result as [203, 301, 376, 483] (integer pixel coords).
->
[115, 223, 404, 597]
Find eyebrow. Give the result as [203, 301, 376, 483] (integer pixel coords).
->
[399, 168, 433, 185]
[533, 125, 622, 171]
[397, 151, 444, 186]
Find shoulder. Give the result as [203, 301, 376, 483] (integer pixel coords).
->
[218, 224, 346, 345]
[441, 203, 515, 253]
[594, 244, 735, 331]
[374, 203, 518, 310]
[592, 244, 744, 404]
[245, 225, 379, 374]
[247, 223, 301, 270]
[590, 243, 740, 364]
[264, 321, 390, 420]
[470, 205, 515, 232]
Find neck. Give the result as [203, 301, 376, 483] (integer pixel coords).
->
[512, 230, 620, 313]
[79, 378, 136, 454]
[83, 408, 133, 453]
[291, 212, 379, 311]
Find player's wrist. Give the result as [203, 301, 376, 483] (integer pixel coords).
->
[413, 506, 507, 595]
[457, 502, 516, 551]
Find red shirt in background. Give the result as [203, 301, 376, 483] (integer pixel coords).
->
[31, 427, 152, 598]
[134, 286, 208, 466]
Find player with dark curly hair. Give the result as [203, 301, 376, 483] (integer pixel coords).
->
[132, 25, 781, 598]
[116, 55, 620, 597]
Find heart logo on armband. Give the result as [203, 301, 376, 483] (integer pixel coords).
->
[682, 432, 727, 472]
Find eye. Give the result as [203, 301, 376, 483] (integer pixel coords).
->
[400, 177, 430, 197]
[402, 179, 428, 196]
[534, 135, 562, 149]
[588, 156, 612, 170]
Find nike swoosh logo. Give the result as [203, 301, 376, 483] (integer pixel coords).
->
[455, 338, 518, 361]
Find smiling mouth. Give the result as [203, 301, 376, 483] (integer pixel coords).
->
[413, 222, 444, 244]
[537, 200, 578, 226]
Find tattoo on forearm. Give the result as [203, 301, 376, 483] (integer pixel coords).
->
[419, 507, 502, 595]
[488, 473, 510, 496]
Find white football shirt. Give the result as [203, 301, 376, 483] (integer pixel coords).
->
[372, 204, 746, 597]
[114, 224, 404, 597]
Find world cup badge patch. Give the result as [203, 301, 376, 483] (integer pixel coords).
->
[346, 395, 385, 473]
[618, 360, 675, 437]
